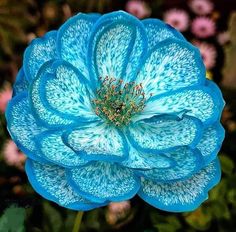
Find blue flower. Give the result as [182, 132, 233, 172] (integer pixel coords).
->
[6, 11, 225, 212]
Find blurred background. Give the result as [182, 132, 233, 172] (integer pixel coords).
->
[0, 0, 236, 231]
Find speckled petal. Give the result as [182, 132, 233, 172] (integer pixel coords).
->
[135, 85, 220, 125]
[25, 159, 104, 210]
[142, 19, 186, 51]
[135, 39, 205, 97]
[139, 158, 221, 212]
[35, 131, 88, 168]
[24, 31, 57, 82]
[63, 122, 128, 162]
[29, 61, 76, 128]
[121, 142, 174, 170]
[57, 13, 100, 78]
[197, 123, 225, 165]
[40, 60, 99, 122]
[87, 11, 147, 88]
[12, 68, 29, 97]
[128, 115, 202, 152]
[5, 91, 47, 163]
[136, 147, 204, 182]
[67, 161, 140, 203]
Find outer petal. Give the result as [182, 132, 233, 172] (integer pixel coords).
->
[135, 39, 205, 97]
[87, 11, 148, 88]
[128, 115, 202, 153]
[63, 122, 128, 162]
[25, 159, 104, 210]
[136, 147, 204, 182]
[134, 85, 220, 125]
[121, 142, 175, 170]
[40, 60, 99, 122]
[24, 31, 57, 82]
[12, 68, 28, 97]
[197, 123, 225, 165]
[67, 161, 140, 203]
[35, 131, 88, 168]
[29, 61, 77, 128]
[57, 13, 100, 78]
[138, 159, 221, 212]
[5, 91, 47, 163]
[142, 19, 186, 51]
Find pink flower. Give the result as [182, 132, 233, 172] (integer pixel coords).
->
[217, 31, 230, 45]
[191, 17, 216, 38]
[125, 0, 151, 19]
[106, 201, 131, 225]
[3, 140, 26, 169]
[189, 0, 214, 15]
[193, 41, 217, 69]
[163, 9, 189, 32]
[0, 83, 12, 113]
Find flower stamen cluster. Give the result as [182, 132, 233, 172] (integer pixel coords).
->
[92, 76, 149, 127]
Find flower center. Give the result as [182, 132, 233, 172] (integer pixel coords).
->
[92, 76, 150, 127]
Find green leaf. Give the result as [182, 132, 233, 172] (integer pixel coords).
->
[0, 205, 26, 232]
[42, 201, 63, 232]
[219, 155, 234, 175]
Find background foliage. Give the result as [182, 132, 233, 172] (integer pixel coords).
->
[0, 0, 236, 231]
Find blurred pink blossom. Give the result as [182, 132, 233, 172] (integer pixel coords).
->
[191, 17, 216, 38]
[194, 41, 217, 69]
[189, 0, 214, 15]
[0, 83, 12, 113]
[125, 0, 151, 19]
[3, 140, 26, 169]
[164, 9, 189, 32]
[217, 31, 230, 45]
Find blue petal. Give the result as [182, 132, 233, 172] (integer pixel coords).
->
[134, 85, 220, 125]
[138, 158, 221, 212]
[57, 13, 100, 79]
[136, 147, 204, 182]
[25, 159, 105, 210]
[5, 91, 48, 163]
[135, 39, 205, 97]
[39, 60, 99, 122]
[29, 61, 77, 128]
[67, 161, 140, 203]
[12, 68, 29, 97]
[63, 122, 128, 162]
[87, 11, 148, 88]
[121, 142, 175, 170]
[142, 19, 186, 51]
[24, 31, 57, 82]
[197, 123, 225, 165]
[128, 115, 202, 153]
[35, 130, 88, 168]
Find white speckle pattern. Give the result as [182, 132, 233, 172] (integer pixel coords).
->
[140, 159, 220, 208]
[29, 160, 92, 206]
[30, 62, 74, 126]
[143, 20, 184, 51]
[7, 93, 45, 155]
[136, 41, 204, 96]
[38, 131, 88, 167]
[25, 32, 57, 81]
[58, 14, 98, 78]
[138, 147, 202, 181]
[197, 124, 224, 163]
[69, 161, 138, 200]
[13, 69, 28, 96]
[129, 116, 199, 150]
[91, 23, 135, 80]
[44, 63, 97, 120]
[66, 123, 125, 158]
[122, 142, 172, 169]
[137, 88, 216, 123]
